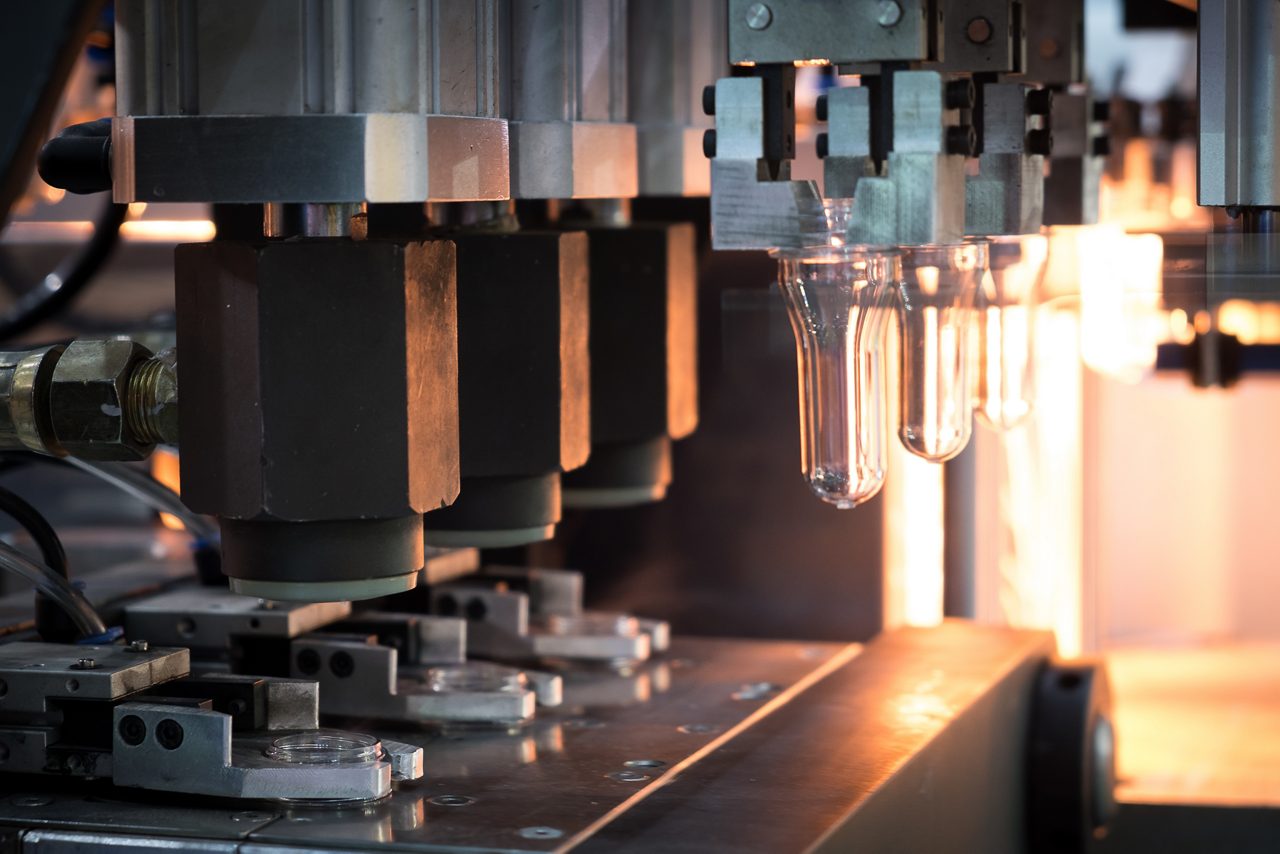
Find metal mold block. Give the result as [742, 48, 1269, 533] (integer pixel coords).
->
[0, 642, 189, 715]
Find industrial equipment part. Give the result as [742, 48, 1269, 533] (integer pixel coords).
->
[425, 228, 589, 548]
[0, 626, 1113, 852]
[561, 219, 700, 507]
[124, 586, 561, 728]
[175, 238, 460, 603]
[0, 640, 423, 801]
[430, 566, 668, 666]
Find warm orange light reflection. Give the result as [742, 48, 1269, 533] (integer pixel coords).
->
[883, 323, 945, 628]
[1217, 300, 1280, 346]
[151, 449, 184, 530]
[119, 219, 217, 242]
[1076, 228, 1164, 383]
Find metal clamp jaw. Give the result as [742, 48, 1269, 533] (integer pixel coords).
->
[430, 566, 670, 668]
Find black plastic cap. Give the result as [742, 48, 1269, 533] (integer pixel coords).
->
[37, 118, 113, 195]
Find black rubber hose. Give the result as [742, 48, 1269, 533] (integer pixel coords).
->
[0, 482, 76, 640]
[0, 194, 126, 343]
[0, 484, 67, 577]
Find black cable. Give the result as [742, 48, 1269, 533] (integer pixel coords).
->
[0, 483, 67, 577]
[0, 481, 77, 640]
[0, 195, 126, 343]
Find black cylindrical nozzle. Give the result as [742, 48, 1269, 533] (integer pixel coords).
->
[37, 118, 113, 195]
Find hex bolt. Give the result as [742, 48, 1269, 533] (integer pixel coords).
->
[1026, 87, 1054, 117]
[945, 78, 975, 111]
[744, 2, 772, 30]
[126, 639, 149, 653]
[155, 718, 184, 750]
[1026, 128, 1054, 156]
[815, 93, 829, 122]
[118, 714, 146, 747]
[702, 85, 716, 116]
[876, 0, 902, 27]
[815, 133, 829, 159]
[966, 16, 993, 44]
[702, 129, 717, 159]
[72, 658, 97, 670]
[946, 124, 977, 157]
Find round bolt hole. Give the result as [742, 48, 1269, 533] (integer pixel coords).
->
[623, 759, 666, 769]
[678, 723, 721, 735]
[435, 594, 459, 617]
[296, 649, 321, 676]
[562, 717, 605, 730]
[118, 714, 146, 747]
[608, 770, 651, 783]
[519, 826, 564, 840]
[155, 718, 184, 750]
[464, 598, 488, 621]
[429, 794, 475, 807]
[177, 618, 196, 638]
[248, 618, 261, 629]
[330, 651, 356, 678]
[64, 679, 79, 693]
[1058, 672, 1082, 691]
[732, 682, 781, 701]
[228, 699, 248, 717]
[10, 795, 52, 807]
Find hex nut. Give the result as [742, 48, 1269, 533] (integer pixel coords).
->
[48, 337, 155, 460]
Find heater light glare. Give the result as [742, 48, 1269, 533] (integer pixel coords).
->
[974, 234, 1049, 430]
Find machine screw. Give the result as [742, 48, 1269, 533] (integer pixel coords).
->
[876, 0, 903, 27]
[946, 124, 977, 156]
[72, 658, 97, 670]
[1025, 87, 1054, 117]
[155, 718, 184, 750]
[815, 93, 828, 122]
[965, 16, 993, 44]
[702, 85, 716, 116]
[1026, 128, 1054, 156]
[945, 78, 975, 110]
[815, 133, 829, 159]
[520, 826, 564, 840]
[126, 639, 150, 653]
[624, 759, 667, 768]
[118, 714, 146, 746]
[702, 129, 717, 159]
[608, 770, 651, 783]
[678, 723, 722, 735]
[10, 795, 52, 807]
[744, 2, 772, 30]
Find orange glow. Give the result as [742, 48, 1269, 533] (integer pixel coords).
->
[119, 219, 217, 242]
[151, 449, 184, 530]
[1217, 300, 1280, 346]
[882, 324, 945, 629]
[1077, 229, 1163, 383]
[973, 305, 1085, 656]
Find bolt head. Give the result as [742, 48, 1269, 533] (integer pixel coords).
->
[702, 128, 717, 160]
[877, 0, 902, 27]
[127, 640, 149, 652]
[966, 16, 993, 44]
[744, 2, 772, 30]
[73, 658, 96, 670]
[48, 337, 155, 460]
